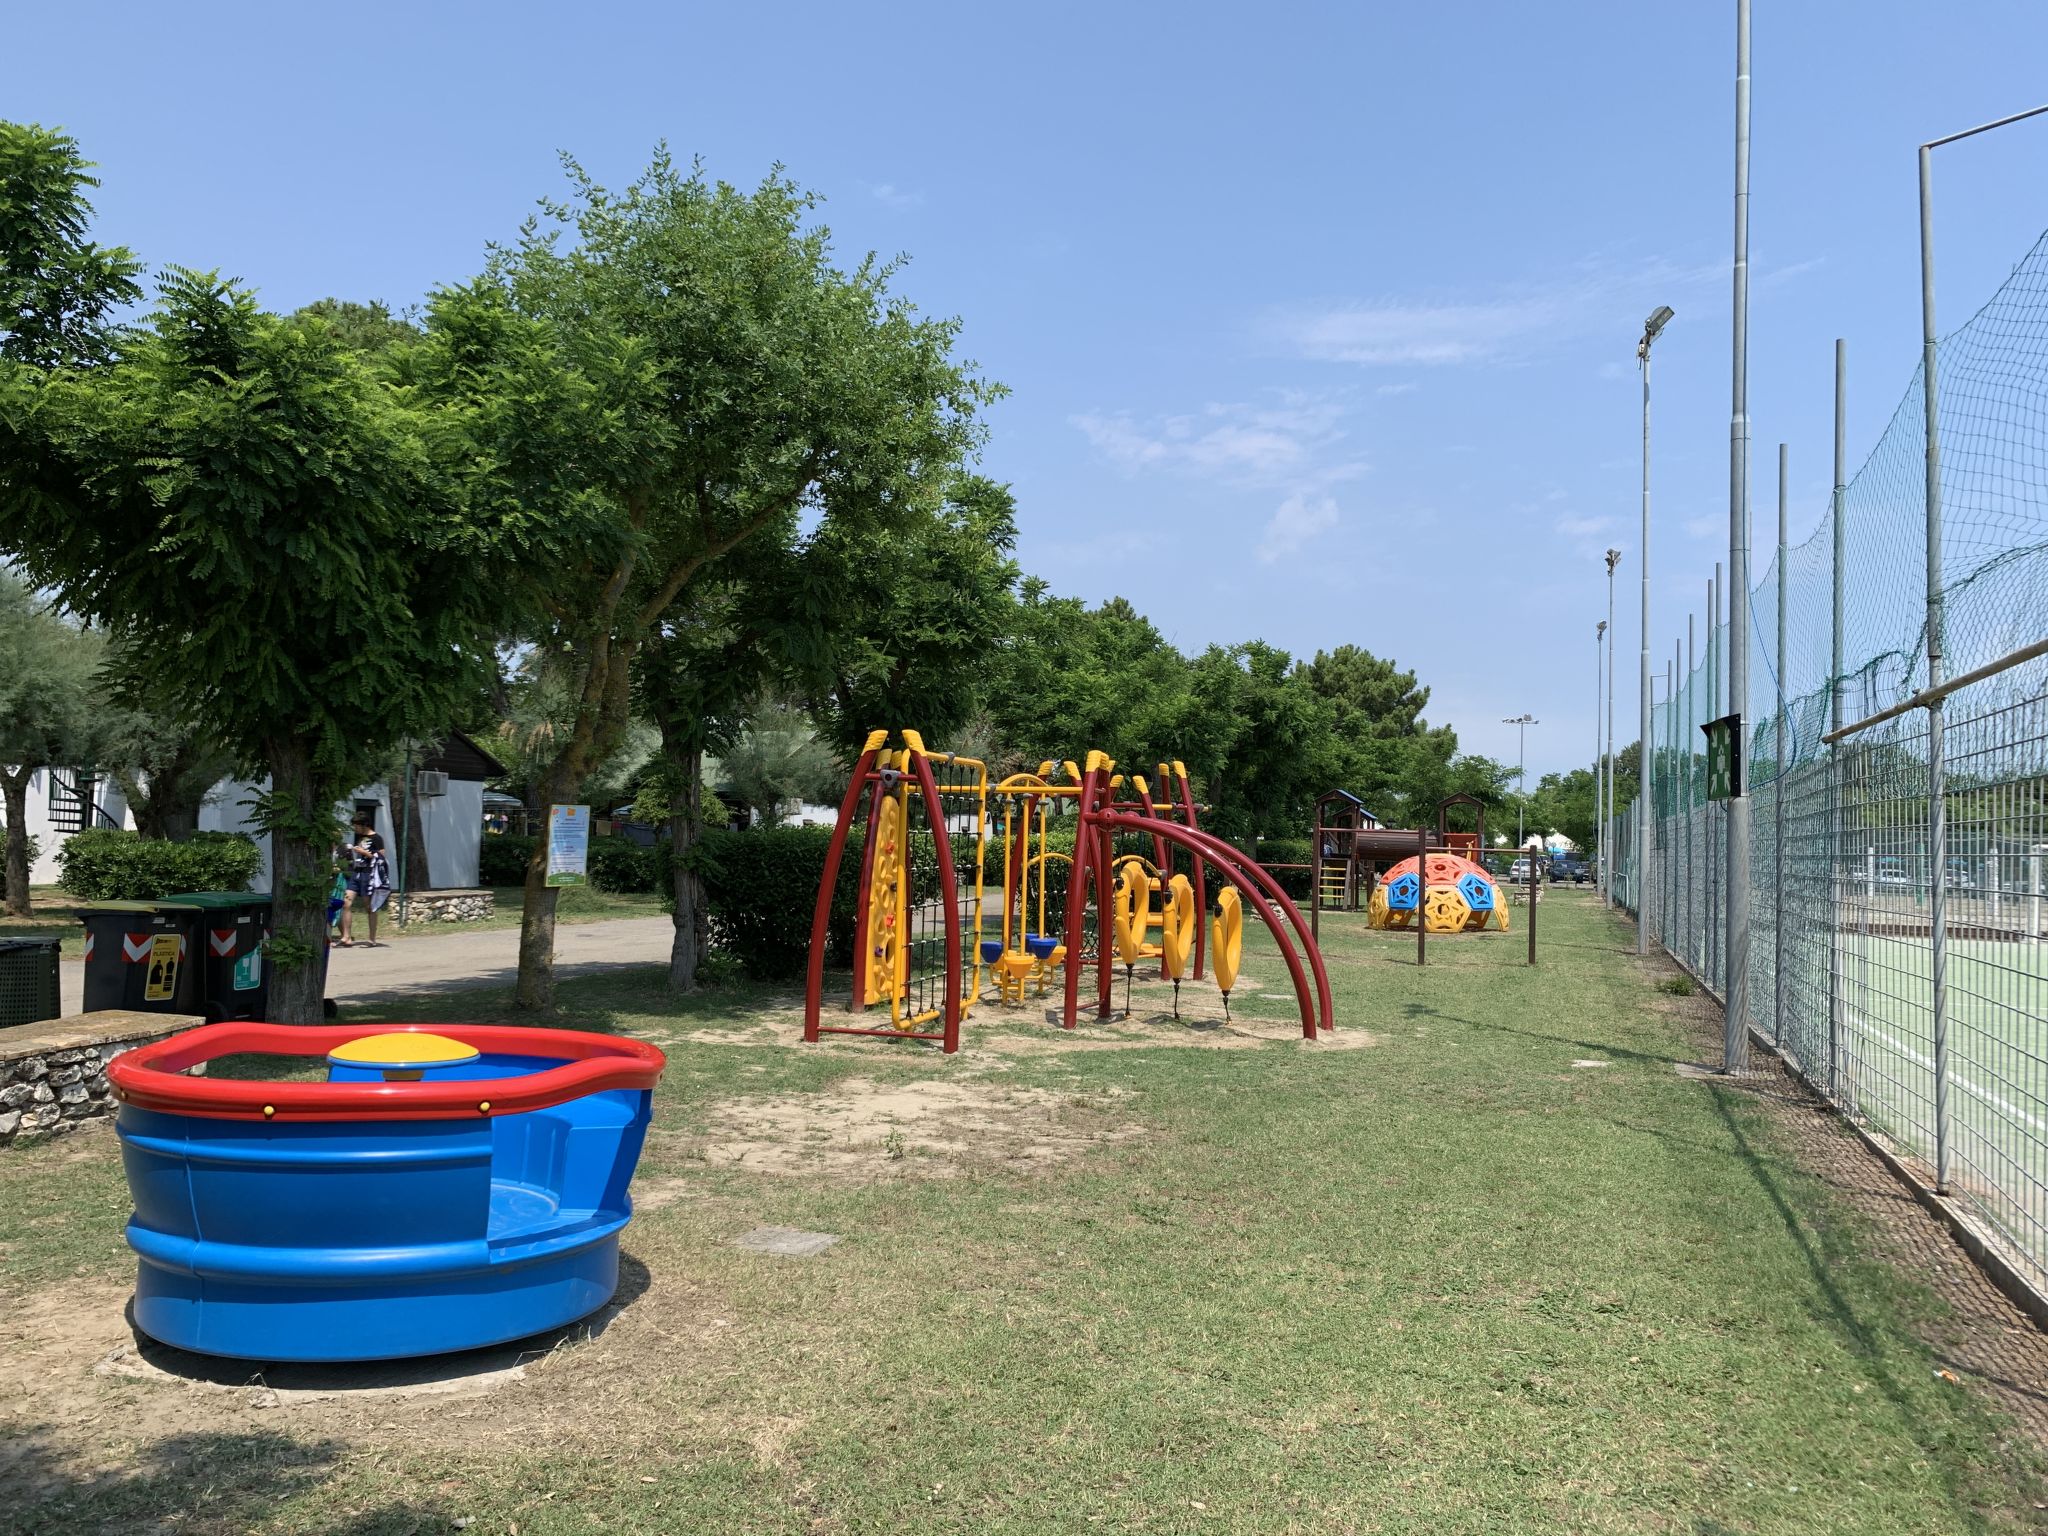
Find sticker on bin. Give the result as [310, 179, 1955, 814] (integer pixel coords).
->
[233, 948, 262, 991]
[210, 928, 236, 957]
[123, 933, 156, 963]
[144, 934, 182, 1001]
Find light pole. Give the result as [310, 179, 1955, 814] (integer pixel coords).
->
[1503, 714, 1538, 848]
[1593, 622, 1606, 880]
[1637, 304, 1673, 952]
[1723, 0, 1754, 1075]
[1604, 548, 1621, 905]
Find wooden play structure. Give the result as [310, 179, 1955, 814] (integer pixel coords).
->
[802, 732, 1335, 1052]
[1310, 791, 1509, 940]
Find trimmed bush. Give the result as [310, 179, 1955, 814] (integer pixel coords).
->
[56, 828, 263, 902]
[689, 825, 852, 980]
[1253, 837, 1313, 900]
[587, 836, 658, 894]
[478, 834, 538, 888]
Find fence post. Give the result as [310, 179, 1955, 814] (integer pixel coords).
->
[1774, 443, 1788, 1047]
[1919, 142, 1952, 1194]
[1829, 338, 1847, 1101]
[1708, 567, 1720, 995]
[1687, 617, 1697, 978]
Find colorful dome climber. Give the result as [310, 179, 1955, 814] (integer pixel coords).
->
[1367, 853, 1509, 934]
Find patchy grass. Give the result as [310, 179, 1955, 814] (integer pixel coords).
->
[2, 893, 2043, 1533]
[0, 887, 90, 957]
[378, 884, 666, 942]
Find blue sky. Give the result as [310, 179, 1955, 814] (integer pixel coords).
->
[16, 2, 2048, 779]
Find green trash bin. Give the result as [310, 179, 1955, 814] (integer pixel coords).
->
[0, 938, 63, 1029]
[79, 900, 203, 1016]
[164, 891, 273, 1022]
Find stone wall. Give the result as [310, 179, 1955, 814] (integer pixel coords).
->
[400, 888, 495, 924]
[0, 1011, 202, 1146]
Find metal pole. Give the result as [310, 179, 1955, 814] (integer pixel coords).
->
[1724, 0, 1753, 1074]
[1775, 443, 1788, 1047]
[1830, 339, 1847, 1100]
[1527, 833, 1538, 965]
[1417, 826, 1427, 967]
[1594, 624, 1605, 884]
[1668, 656, 1677, 947]
[1638, 332, 1659, 952]
[1920, 139, 1951, 1190]
[1687, 617, 1697, 975]
[1708, 568, 1719, 990]
[1605, 550, 1620, 906]
[396, 741, 415, 928]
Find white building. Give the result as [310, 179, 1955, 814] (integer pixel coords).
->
[10, 732, 505, 892]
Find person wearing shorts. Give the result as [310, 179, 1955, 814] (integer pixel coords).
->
[338, 813, 387, 947]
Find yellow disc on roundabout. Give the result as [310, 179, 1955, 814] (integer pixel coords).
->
[327, 1032, 480, 1072]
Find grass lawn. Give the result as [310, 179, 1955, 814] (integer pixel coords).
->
[377, 884, 666, 940]
[0, 887, 91, 957]
[2, 892, 2043, 1533]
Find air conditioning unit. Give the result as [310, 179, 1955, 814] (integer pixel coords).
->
[414, 770, 450, 798]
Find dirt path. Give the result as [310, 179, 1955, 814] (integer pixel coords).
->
[56, 916, 676, 1014]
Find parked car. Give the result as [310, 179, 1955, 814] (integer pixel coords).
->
[1876, 856, 1910, 888]
[1548, 856, 1590, 884]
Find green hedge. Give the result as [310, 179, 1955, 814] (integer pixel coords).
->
[587, 837, 659, 894]
[1253, 837, 1313, 899]
[478, 834, 537, 888]
[685, 825, 852, 980]
[480, 832, 663, 894]
[55, 828, 264, 902]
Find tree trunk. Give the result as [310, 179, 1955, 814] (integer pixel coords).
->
[667, 743, 707, 993]
[2, 768, 33, 917]
[385, 768, 432, 893]
[515, 835, 560, 1011]
[265, 740, 331, 1025]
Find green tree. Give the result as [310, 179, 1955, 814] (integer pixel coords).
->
[1, 266, 514, 1019]
[411, 150, 993, 1009]
[0, 572, 107, 913]
[0, 122, 141, 368]
[103, 706, 236, 842]
[806, 474, 1022, 757]
[294, 298, 419, 355]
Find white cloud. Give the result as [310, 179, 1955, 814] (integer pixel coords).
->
[867, 182, 924, 210]
[1555, 514, 1617, 538]
[1069, 392, 1363, 486]
[1262, 250, 1815, 370]
[1257, 492, 1339, 564]
[1275, 296, 1561, 366]
[1375, 381, 1419, 396]
[1684, 515, 1722, 539]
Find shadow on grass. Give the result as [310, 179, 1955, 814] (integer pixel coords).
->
[121, 1252, 653, 1395]
[1398, 1000, 1693, 1069]
[2, 1428, 454, 1534]
[1703, 1084, 2027, 1528]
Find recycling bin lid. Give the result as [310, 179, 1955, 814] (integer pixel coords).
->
[81, 900, 184, 914]
[163, 891, 270, 909]
[0, 936, 62, 951]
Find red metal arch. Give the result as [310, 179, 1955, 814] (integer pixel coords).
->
[1059, 758, 1333, 1040]
[1091, 813, 1335, 1040]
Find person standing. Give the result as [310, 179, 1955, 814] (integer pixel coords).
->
[338, 812, 387, 947]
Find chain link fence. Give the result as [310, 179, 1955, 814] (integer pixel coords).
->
[1611, 227, 2048, 1302]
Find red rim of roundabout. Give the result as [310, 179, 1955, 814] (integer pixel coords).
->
[106, 1022, 667, 1123]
